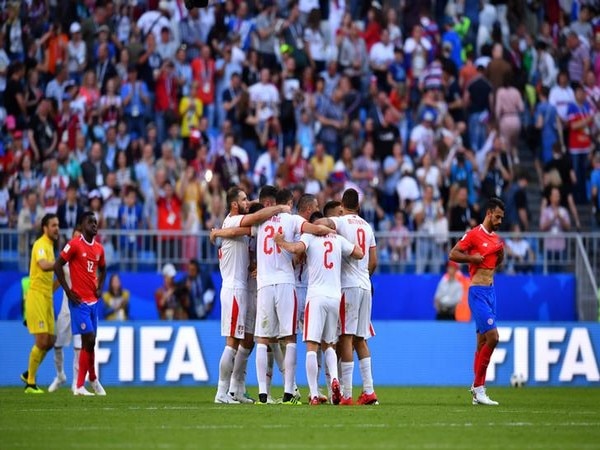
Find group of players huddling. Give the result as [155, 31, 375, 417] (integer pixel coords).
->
[210, 185, 379, 405]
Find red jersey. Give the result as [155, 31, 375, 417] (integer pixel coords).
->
[60, 236, 106, 303]
[456, 225, 503, 279]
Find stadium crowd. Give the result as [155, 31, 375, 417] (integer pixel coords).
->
[1, 0, 600, 269]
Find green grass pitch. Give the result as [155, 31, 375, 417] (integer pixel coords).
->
[1, 386, 599, 450]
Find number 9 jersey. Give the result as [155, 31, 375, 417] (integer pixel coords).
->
[60, 236, 106, 302]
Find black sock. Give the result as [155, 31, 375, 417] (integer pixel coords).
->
[282, 392, 293, 402]
[259, 393, 267, 403]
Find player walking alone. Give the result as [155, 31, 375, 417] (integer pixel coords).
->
[449, 197, 505, 406]
[55, 212, 107, 396]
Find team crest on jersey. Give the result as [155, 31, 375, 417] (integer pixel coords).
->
[483, 243, 488, 247]
[82, 252, 87, 257]
[487, 318, 494, 325]
[39, 320, 45, 329]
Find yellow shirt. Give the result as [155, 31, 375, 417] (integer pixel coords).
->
[179, 97, 204, 138]
[29, 234, 55, 297]
[310, 155, 335, 183]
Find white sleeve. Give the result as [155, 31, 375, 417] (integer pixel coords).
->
[294, 215, 307, 234]
[369, 229, 376, 248]
[340, 236, 355, 257]
[224, 215, 244, 228]
[300, 233, 312, 250]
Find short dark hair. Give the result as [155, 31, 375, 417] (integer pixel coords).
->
[78, 210, 95, 225]
[276, 188, 293, 205]
[41, 213, 58, 229]
[485, 197, 505, 213]
[189, 259, 200, 271]
[341, 188, 360, 211]
[297, 194, 316, 213]
[309, 211, 324, 223]
[323, 200, 341, 217]
[226, 186, 243, 209]
[259, 185, 278, 203]
[248, 202, 264, 214]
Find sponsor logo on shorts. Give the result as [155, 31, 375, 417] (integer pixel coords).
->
[487, 318, 494, 325]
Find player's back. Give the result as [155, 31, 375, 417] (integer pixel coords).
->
[332, 215, 375, 290]
[219, 214, 249, 290]
[256, 213, 305, 289]
[302, 233, 349, 299]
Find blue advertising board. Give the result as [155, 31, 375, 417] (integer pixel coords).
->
[0, 272, 577, 321]
[1, 321, 598, 387]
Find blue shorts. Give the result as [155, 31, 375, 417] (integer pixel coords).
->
[468, 285, 497, 334]
[69, 302, 99, 335]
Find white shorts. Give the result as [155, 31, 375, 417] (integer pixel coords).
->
[246, 286, 257, 335]
[255, 283, 297, 339]
[295, 286, 307, 333]
[55, 297, 72, 347]
[303, 295, 340, 345]
[340, 287, 372, 339]
[220, 287, 247, 339]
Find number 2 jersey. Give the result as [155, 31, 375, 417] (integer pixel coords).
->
[331, 215, 376, 290]
[300, 233, 355, 299]
[60, 235, 105, 303]
[256, 213, 306, 290]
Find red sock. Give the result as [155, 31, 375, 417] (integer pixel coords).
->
[77, 349, 89, 388]
[473, 350, 480, 377]
[87, 349, 97, 382]
[474, 344, 494, 387]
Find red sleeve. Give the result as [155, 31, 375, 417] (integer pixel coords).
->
[98, 244, 106, 269]
[456, 229, 474, 252]
[60, 238, 78, 263]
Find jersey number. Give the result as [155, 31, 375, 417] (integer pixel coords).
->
[323, 241, 333, 269]
[263, 225, 283, 255]
[356, 228, 366, 254]
[87, 261, 94, 273]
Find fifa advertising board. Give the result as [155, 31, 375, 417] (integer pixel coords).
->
[0, 322, 598, 386]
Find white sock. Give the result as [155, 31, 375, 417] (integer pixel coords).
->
[316, 347, 323, 385]
[72, 348, 81, 390]
[325, 362, 332, 397]
[217, 346, 237, 396]
[341, 361, 354, 399]
[325, 347, 339, 382]
[359, 357, 374, 394]
[230, 346, 250, 395]
[266, 348, 273, 395]
[54, 347, 65, 378]
[270, 342, 285, 374]
[284, 343, 297, 394]
[306, 351, 319, 399]
[256, 344, 268, 395]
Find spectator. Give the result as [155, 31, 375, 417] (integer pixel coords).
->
[534, 86, 560, 166]
[448, 185, 478, 232]
[191, 45, 217, 127]
[118, 187, 145, 265]
[504, 171, 531, 231]
[56, 182, 83, 231]
[314, 87, 347, 158]
[495, 73, 524, 163]
[16, 190, 45, 263]
[39, 157, 69, 214]
[433, 261, 463, 320]
[81, 143, 110, 191]
[388, 209, 412, 263]
[566, 31, 590, 85]
[309, 141, 335, 184]
[184, 259, 216, 320]
[253, 139, 282, 186]
[396, 162, 421, 210]
[505, 224, 536, 274]
[254, 0, 279, 71]
[412, 184, 447, 274]
[352, 141, 380, 193]
[155, 263, 188, 320]
[155, 60, 179, 143]
[28, 98, 58, 165]
[549, 71, 575, 123]
[99, 80, 123, 132]
[214, 133, 245, 190]
[540, 186, 571, 270]
[156, 179, 182, 261]
[121, 65, 151, 139]
[102, 274, 130, 321]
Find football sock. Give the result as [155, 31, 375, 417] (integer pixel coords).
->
[54, 347, 65, 378]
[474, 344, 494, 387]
[284, 343, 297, 395]
[230, 346, 250, 395]
[306, 351, 319, 399]
[27, 345, 47, 385]
[256, 343, 268, 395]
[77, 348, 89, 388]
[266, 348, 273, 395]
[341, 361, 354, 399]
[270, 342, 285, 374]
[217, 346, 236, 396]
[359, 357, 375, 395]
[87, 349, 97, 382]
[316, 346, 323, 384]
[73, 348, 81, 389]
[324, 347, 339, 382]
[473, 350, 480, 377]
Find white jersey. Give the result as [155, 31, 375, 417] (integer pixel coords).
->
[331, 215, 376, 290]
[219, 214, 249, 289]
[301, 233, 355, 299]
[256, 213, 306, 289]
